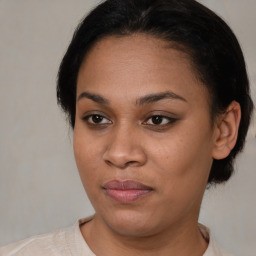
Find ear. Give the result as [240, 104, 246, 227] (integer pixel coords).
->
[212, 101, 241, 160]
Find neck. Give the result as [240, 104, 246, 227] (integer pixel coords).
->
[80, 215, 208, 256]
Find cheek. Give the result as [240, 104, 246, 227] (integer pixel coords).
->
[151, 138, 212, 217]
[73, 126, 103, 187]
[147, 122, 213, 191]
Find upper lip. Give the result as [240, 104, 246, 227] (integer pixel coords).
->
[103, 180, 153, 190]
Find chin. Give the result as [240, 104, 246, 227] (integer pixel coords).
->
[100, 209, 162, 238]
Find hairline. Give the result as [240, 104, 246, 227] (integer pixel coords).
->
[76, 31, 218, 126]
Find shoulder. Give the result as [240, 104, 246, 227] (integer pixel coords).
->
[0, 225, 76, 256]
[199, 224, 233, 256]
[0, 216, 95, 256]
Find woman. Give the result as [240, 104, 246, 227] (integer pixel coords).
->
[0, 0, 253, 255]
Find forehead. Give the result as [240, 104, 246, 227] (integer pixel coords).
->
[77, 34, 209, 108]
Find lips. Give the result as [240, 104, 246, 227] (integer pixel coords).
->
[103, 180, 153, 203]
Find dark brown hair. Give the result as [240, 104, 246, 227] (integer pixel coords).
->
[57, 0, 253, 184]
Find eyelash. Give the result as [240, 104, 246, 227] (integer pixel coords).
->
[82, 114, 177, 129]
[143, 115, 177, 127]
[82, 114, 112, 126]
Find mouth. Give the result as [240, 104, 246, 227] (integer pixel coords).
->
[102, 179, 153, 204]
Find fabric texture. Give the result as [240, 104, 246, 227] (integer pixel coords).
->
[0, 216, 232, 256]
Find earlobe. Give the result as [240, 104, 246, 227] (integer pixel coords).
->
[212, 101, 241, 160]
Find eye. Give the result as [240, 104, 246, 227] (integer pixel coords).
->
[144, 115, 176, 126]
[83, 114, 112, 125]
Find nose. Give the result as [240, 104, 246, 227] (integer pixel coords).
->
[103, 125, 147, 169]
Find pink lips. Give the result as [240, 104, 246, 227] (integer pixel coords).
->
[103, 180, 153, 203]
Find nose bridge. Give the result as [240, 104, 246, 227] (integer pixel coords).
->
[103, 122, 146, 168]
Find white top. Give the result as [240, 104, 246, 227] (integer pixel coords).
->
[0, 216, 232, 256]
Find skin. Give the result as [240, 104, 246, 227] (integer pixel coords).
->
[73, 34, 239, 256]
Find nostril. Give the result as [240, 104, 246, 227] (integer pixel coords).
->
[102, 143, 147, 168]
[126, 161, 138, 166]
[104, 159, 140, 168]
[105, 160, 113, 166]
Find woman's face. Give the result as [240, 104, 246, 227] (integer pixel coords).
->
[74, 34, 217, 237]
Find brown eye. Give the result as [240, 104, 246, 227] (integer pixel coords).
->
[145, 115, 175, 126]
[91, 115, 103, 123]
[151, 116, 164, 125]
[83, 114, 112, 125]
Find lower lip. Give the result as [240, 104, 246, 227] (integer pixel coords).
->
[104, 189, 152, 203]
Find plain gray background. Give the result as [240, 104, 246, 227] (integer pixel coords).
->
[0, 1, 255, 255]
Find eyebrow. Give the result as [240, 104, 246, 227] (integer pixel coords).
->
[136, 91, 187, 106]
[77, 90, 187, 105]
[77, 92, 109, 105]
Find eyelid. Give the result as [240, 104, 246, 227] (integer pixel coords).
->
[141, 111, 179, 129]
[143, 110, 178, 120]
[143, 115, 177, 124]
[81, 110, 178, 129]
[82, 111, 112, 125]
